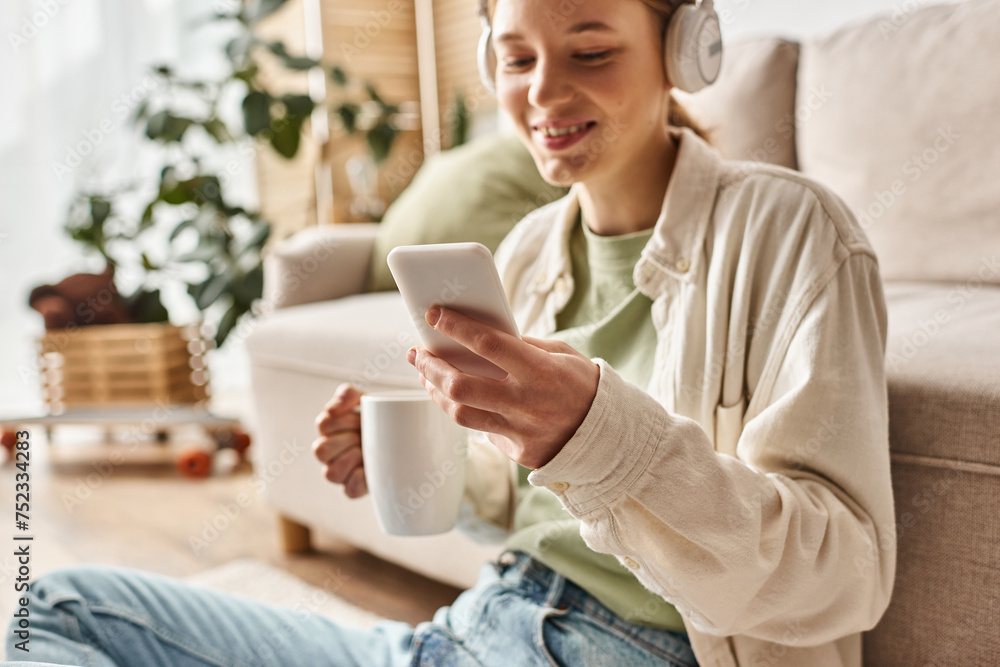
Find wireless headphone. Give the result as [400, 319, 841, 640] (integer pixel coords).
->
[478, 0, 723, 96]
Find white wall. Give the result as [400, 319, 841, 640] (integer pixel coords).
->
[714, 0, 958, 42]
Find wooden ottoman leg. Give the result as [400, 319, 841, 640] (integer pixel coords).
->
[278, 514, 313, 554]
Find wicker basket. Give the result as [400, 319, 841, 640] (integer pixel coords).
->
[38, 323, 209, 411]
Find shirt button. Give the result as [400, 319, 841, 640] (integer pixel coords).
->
[554, 276, 569, 294]
[675, 257, 690, 273]
[623, 557, 640, 570]
[549, 481, 570, 492]
[535, 273, 548, 287]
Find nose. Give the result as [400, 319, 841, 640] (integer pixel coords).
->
[527, 56, 574, 109]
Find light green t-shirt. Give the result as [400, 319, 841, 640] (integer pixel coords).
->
[503, 219, 686, 631]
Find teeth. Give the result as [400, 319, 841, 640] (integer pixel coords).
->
[538, 123, 589, 137]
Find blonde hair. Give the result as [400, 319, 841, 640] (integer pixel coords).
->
[480, 0, 710, 142]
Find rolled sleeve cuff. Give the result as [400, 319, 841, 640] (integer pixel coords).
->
[527, 359, 667, 514]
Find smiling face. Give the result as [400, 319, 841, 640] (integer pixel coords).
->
[490, 0, 674, 191]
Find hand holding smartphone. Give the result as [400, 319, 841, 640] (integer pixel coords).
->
[387, 243, 520, 381]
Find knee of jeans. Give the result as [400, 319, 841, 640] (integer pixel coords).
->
[28, 564, 124, 608]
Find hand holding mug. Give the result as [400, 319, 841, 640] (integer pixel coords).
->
[312, 383, 367, 499]
[313, 383, 468, 536]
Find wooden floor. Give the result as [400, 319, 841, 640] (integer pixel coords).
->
[0, 427, 463, 629]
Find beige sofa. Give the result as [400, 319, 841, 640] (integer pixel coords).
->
[246, 1, 1000, 664]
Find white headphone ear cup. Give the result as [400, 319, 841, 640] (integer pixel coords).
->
[478, 26, 497, 96]
[665, 3, 723, 93]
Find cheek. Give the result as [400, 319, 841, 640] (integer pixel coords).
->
[584, 73, 634, 115]
[601, 85, 665, 135]
[496, 82, 525, 116]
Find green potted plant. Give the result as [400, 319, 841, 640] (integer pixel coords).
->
[60, 0, 410, 347]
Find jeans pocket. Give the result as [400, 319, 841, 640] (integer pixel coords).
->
[541, 607, 697, 667]
[410, 624, 482, 667]
[536, 605, 572, 667]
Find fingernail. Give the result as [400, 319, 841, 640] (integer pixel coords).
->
[406, 347, 416, 364]
[426, 306, 441, 327]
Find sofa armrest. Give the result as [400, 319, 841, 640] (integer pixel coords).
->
[263, 223, 381, 309]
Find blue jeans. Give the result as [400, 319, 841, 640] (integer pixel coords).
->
[4, 551, 697, 666]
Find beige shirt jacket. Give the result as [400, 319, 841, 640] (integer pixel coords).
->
[462, 127, 896, 666]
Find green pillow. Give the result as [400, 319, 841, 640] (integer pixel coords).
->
[367, 133, 568, 292]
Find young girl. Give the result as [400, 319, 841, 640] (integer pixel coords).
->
[7, 1, 895, 665]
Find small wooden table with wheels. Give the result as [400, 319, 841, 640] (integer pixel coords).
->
[0, 406, 251, 478]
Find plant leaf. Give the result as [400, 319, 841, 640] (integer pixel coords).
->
[159, 181, 191, 205]
[269, 115, 302, 158]
[175, 244, 221, 263]
[366, 122, 396, 164]
[243, 265, 264, 301]
[226, 34, 253, 65]
[330, 66, 348, 87]
[365, 82, 383, 106]
[336, 104, 358, 134]
[188, 175, 224, 208]
[250, 0, 289, 23]
[242, 90, 271, 136]
[232, 64, 259, 86]
[263, 41, 319, 71]
[89, 197, 111, 228]
[68, 225, 95, 246]
[223, 205, 251, 218]
[239, 222, 271, 255]
[164, 115, 194, 142]
[168, 218, 196, 242]
[264, 40, 289, 58]
[146, 111, 193, 143]
[131, 98, 150, 125]
[281, 55, 320, 70]
[145, 110, 169, 140]
[139, 201, 157, 231]
[281, 93, 314, 117]
[214, 302, 241, 348]
[193, 272, 230, 310]
[126, 289, 169, 324]
[450, 90, 469, 148]
[203, 118, 233, 143]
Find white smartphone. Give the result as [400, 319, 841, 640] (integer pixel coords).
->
[387, 242, 520, 381]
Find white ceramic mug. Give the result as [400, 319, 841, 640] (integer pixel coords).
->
[360, 390, 468, 536]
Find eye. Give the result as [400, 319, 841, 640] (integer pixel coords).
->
[576, 50, 612, 62]
[502, 56, 534, 70]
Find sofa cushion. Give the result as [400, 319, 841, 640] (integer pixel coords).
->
[865, 441, 1000, 665]
[797, 0, 1000, 284]
[884, 282, 1000, 468]
[367, 134, 568, 293]
[675, 36, 800, 169]
[246, 292, 420, 390]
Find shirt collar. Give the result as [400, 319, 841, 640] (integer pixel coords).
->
[638, 126, 722, 287]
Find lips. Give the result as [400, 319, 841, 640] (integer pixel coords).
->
[537, 122, 590, 137]
[533, 120, 596, 150]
